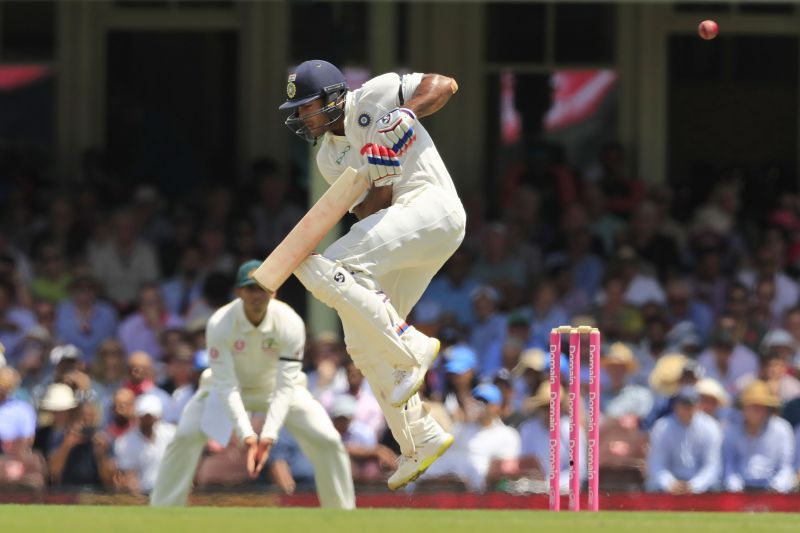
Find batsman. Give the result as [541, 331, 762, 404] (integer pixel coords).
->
[277, 59, 466, 490]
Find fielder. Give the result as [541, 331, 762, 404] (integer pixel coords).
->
[280, 60, 466, 489]
[150, 260, 354, 508]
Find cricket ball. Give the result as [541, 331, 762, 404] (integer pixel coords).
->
[698, 20, 718, 40]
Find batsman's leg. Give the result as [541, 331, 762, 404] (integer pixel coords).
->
[149, 391, 208, 506]
[295, 254, 434, 370]
[283, 387, 356, 509]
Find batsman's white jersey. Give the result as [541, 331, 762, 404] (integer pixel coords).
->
[317, 73, 458, 201]
[294, 72, 466, 461]
[150, 298, 354, 509]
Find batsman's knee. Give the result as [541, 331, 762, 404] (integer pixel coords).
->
[294, 254, 355, 309]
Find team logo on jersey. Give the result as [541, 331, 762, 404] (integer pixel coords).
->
[210, 347, 219, 360]
[358, 113, 371, 128]
[234, 339, 246, 351]
[286, 82, 297, 99]
[262, 338, 276, 349]
[335, 145, 351, 165]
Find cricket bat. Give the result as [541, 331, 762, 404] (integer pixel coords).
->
[251, 166, 369, 292]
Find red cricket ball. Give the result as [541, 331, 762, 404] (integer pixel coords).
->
[698, 19, 718, 40]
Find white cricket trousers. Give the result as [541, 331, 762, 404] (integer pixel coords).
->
[295, 184, 466, 455]
[149, 385, 355, 509]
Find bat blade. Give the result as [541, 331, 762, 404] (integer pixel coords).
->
[251, 166, 368, 292]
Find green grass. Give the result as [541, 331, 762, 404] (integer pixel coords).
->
[1, 506, 799, 533]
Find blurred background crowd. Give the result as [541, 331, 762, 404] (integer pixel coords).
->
[2, 137, 800, 498]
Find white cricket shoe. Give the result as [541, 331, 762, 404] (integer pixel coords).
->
[389, 337, 441, 407]
[387, 431, 454, 491]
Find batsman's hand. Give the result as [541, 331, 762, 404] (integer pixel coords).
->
[245, 435, 273, 479]
[361, 143, 401, 187]
[376, 108, 417, 156]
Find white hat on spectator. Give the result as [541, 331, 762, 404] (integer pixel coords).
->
[40, 383, 78, 411]
[135, 394, 163, 418]
[330, 394, 358, 419]
[760, 328, 795, 353]
[49, 344, 82, 366]
[696, 378, 729, 407]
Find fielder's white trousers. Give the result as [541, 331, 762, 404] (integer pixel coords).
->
[149, 385, 355, 509]
[295, 184, 466, 455]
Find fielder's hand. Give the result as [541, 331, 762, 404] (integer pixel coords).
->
[377, 108, 417, 156]
[245, 436, 274, 478]
[361, 143, 401, 187]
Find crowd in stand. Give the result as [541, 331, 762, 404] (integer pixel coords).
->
[2, 142, 800, 496]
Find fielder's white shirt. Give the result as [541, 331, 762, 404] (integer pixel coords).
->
[316, 72, 459, 201]
[206, 298, 306, 442]
[114, 421, 176, 493]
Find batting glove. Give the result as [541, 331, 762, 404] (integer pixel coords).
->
[376, 108, 417, 156]
[361, 143, 402, 187]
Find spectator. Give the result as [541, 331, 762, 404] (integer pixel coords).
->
[758, 328, 800, 403]
[105, 388, 136, 440]
[340, 359, 384, 439]
[471, 223, 527, 294]
[722, 380, 796, 493]
[782, 306, 800, 368]
[626, 201, 682, 281]
[601, 343, 654, 420]
[122, 351, 171, 409]
[695, 378, 733, 427]
[615, 246, 666, 307]
[89, 339, 128, 420]
[591, 141, 646, 219]
[114, 394, 176, 494]
[468, 286, 506, 372]
[423, 383, 521, 492]
[42, 388, 115, 488]
[119, 284, 184, 361]
[197, 225, 236, 276]
[29, 241, 71, 303]
[330, 394, 397, 483]
[646, 386, 722, 494]
[0, 367, 36, 454]
[511, 348, 547, 414]
[89, 208, 160, 314]
[642, 354, 704, 431]
[665, 278, 714, 343]
[160, 244, 205, 319]
[0, 277, 36, 358]
[419, 248, 480, 327]
[159, 342, 197, 425]
[738, 240, 799, 322]
[132, 186, 173, 249]
[594, 272, 643, 343]
[697, 328, 759, 397]
[249, 159, 305, 254]
[55, 274, 119, 362]
[518, 382, 587, 492]
[305, 332, 348, 402]
[438, 344, 478, 417]
[267, 427, 316, 495]
[30, 196, 85, 262]
[48, 344, 85, 385]
[518, 279, 569, 350]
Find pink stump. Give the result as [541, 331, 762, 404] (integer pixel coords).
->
[568, 330, 581, 511]
[548, 330, 561, 511]
[587, 330, 601, 511]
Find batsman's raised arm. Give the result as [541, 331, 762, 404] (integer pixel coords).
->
[404, 73, 459, 119]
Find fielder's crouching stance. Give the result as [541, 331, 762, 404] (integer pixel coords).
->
[150, 261, 354, 508]
[280, 60, 466, 489]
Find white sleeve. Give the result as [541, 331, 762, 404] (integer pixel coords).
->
[399, 73, 424, 107]
[207, 315, 256, 443]
[260, 307, 306, 441]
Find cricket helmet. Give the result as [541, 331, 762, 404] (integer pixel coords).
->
[280, 59, 347, 143]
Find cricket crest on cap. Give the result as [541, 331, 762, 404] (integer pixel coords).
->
[287, 82, 297, 99]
